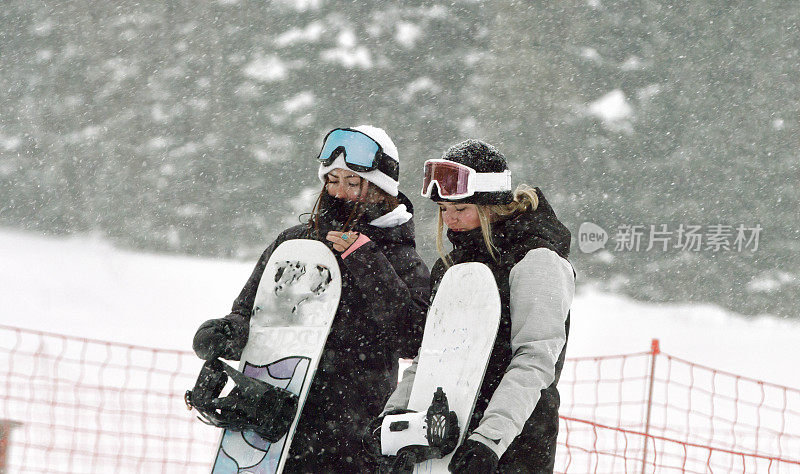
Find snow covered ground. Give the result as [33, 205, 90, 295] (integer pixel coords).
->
[2, 227, 797, 388]
[2, 228, 799, 472]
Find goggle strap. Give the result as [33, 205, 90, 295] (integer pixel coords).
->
[376, 152, 399, 181]
[472, 170, 512, 192]
[324, 151, 399, 181]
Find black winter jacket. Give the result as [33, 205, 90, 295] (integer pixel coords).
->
[429, 187, 573, 473]
[225, 193, 430, 473]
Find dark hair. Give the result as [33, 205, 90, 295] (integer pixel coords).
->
[305, 177, 400, 239]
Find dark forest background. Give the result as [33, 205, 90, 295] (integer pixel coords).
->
[1, 0, 798, 318]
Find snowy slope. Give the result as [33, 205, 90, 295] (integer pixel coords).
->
[1, 228, 798, 389]
[1, 228, 252, 352]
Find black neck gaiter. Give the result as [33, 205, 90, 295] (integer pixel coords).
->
[317, 192, 386, 231]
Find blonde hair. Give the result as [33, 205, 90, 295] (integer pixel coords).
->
[435, 184, 539, 267]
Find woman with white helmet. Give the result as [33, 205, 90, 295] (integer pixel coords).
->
[192, 126, 430, 472]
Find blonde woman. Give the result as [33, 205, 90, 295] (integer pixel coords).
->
[380, 139, 575, 473]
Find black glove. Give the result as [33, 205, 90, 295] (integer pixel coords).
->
[386, 445, 443, 472]
[448, 439, 499, 474]
[363, 409, 422, 473]
[192, 317, 247, 360]
[363, 413, 388, 460]
[382, 403, 460, 471]
[366, 403, 460, 473]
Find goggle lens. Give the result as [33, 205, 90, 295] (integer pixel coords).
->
[423, 161, 472, 197]
[318, 129, 380, 169]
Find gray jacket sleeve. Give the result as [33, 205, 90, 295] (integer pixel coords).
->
[381, 354, 418, 415]
[470, 248, 575, 457]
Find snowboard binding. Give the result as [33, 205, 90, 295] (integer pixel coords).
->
[425, 387, 459, 455]
[185, 358, 298, 443]
[381, 387, 460, 464]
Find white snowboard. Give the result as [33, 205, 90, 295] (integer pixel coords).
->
[405, 262, 501, 473]
[210, 239, 341, 474]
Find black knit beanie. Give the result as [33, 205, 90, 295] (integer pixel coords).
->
[429, 139, 514, 205]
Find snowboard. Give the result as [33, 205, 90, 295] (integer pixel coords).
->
[382, 262, 501, 473]
[210, 239, 341, 474]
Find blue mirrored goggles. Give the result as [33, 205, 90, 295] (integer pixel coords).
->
[317, 128, 399, 180]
